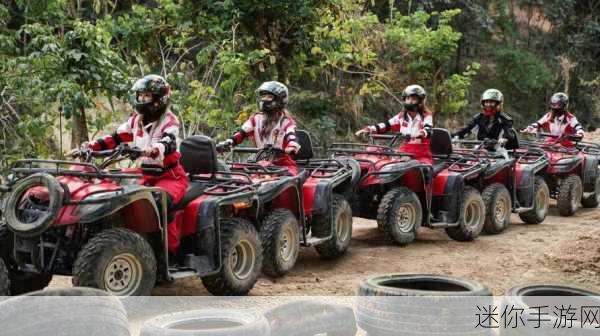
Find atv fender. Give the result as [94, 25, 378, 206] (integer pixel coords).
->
[515, 161, 548, 209]
[78, 186, 161, 233]
[431, 171, 465, 224]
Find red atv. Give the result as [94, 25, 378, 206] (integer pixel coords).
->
[452, 138, 550, 233]
[329, 128, 488, 244]
[225, 130, 357, 277]
[520, 132, 600, 216]
[0, 137, 267, 296]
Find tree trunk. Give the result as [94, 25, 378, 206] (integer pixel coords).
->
[71, 106, 89, 148]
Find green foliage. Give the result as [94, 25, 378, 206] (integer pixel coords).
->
[1, 0, 599, 174]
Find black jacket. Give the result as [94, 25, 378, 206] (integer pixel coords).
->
[453, 113, 518, 149]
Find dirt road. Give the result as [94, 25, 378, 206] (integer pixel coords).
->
[50, 203, 600, 295]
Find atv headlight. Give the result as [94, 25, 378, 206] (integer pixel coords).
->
[75, 191, 121, 216]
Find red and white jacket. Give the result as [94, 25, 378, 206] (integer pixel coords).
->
[366, 111, 433, 142]
[230, 112, 300, 151]
[90, 111, 181, 169]
[528, 111, 584, 138]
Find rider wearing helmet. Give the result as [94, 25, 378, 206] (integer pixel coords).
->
[523, 92, 584, 147]
[453, 89, 518, 150]
[218, 81, 301, 173]
[84, 74, 188, 254]
[355, 84, 434, 164]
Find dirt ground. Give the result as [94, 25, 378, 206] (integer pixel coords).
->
[49, 203, 600, 296]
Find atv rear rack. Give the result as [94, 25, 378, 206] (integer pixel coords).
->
[328, 143, 415, 158]
[189, 171, 257, 196]
[297, 159, 349, 179]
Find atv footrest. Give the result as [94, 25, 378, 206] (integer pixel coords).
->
[168, 269, 198, 280]
[305, 236, 330, 246]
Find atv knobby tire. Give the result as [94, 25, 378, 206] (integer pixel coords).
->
[482, 183, 511, 234]
[445, 186, 485, 241]
[313, 194, 353, 259]
[582, 175, 600, 208]
[377, 187, 422, 245]
[73, 228, 156, 296]
[201, 217, 262, 296]
[557, 174, 582, 216]
[260, 208, 300, 278]
[519, 176, 549, 224]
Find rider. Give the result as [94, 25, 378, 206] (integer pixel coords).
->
[452, 89, 518, 150]
[522, 92, 584, 147]
[355, 84, 433, 164]
[217, 81, 301, 174]
[81, 74, 188, 255]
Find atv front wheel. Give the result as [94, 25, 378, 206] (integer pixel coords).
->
[557, 174, 582, 216]
[260, 208, 300, 278]
[582, 175, 600, 208]
[519, 176, 549, 224]
[73, 228, 156, 296]
[445, 187, 485, 241]
[377, 187, 422, 245]
[202, 217, 262, 295]
[313, 194, 353, 259]
[0, 258, 10, 295]
[482, 183, 511, 234]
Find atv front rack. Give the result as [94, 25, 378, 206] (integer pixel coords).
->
[9, 159, 142, 182]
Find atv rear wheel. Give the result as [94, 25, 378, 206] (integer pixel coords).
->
[73, 228, 156, 296]
[313, 194, 353, 259]
[582, 175, 600, 208]
[482, 183, 511, 234]
[0, 223, 53, 294]
[260, 208, 300, 278]
[202, 217, 262, 296]
[377, 187, 422, 245]
[557, 174, 582, 216]
[519, 176, 549, 224]
[445, 186, 485, 241]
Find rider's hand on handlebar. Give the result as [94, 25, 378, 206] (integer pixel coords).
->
[355, 127, 372, 138]
[68, 141, 91, 158]
[216, 139, 234, 153]
[521, 126, 536, 134]
[284, 145, 298, 154]
[498, 138, 508, 146]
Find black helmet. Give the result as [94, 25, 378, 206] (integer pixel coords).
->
[550, 92, 568, 112]
[257, 81, 288, 113]
[130, 74, 171, 120]
[402, 84, 426, 112]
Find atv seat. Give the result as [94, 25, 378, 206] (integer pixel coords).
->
[294, 130, 314, 162]
[432, 162, 447, 176]
[180, 135, 218, 175]
[177, 181, 208, 209]
[430, 128, 453, 158]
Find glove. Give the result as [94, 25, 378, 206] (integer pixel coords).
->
[522, 126, 536, 133]
[417, 129, 427, 138]
[216, 139, 234, 153]
[68, 141, 91, 158]
[142, 147, 159, 158]
[284, 146, 298, 154]
[498, 138, 508, 146]
[452, 136, 460, 142]
[355, 127, 372, 137]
